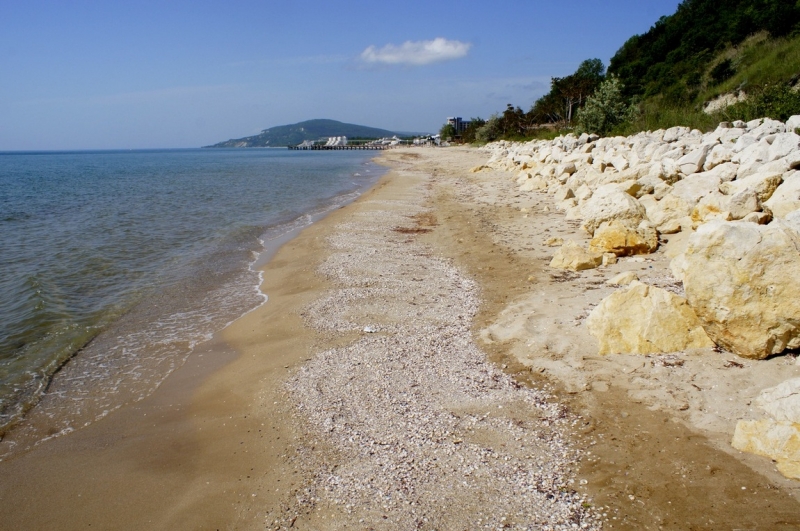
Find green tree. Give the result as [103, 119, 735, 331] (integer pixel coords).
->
[528, 59, 606, 126]
[575, 58, 606, 81]
[475, 115, 501, 143]
[576, 76, 636, 135]
[439, 123, 456, 141]
[498, 104, 528, 137]
[462, 117, 486, 143]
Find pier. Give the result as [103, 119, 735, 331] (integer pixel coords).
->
[287, 144, 395, 150]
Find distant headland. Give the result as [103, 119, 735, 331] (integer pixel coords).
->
[204, 119, 403, 148]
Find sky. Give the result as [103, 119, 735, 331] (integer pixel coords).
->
[0, 0, 683, 150]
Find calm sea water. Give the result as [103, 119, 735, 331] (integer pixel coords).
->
[0, 148, 383, 442]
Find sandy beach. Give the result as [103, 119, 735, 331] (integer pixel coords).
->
[2, 146, 800, 530]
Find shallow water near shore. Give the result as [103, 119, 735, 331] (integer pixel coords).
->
[0, 148, 383, 449]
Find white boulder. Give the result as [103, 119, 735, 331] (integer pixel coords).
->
[764, 171, 800, 218]
[756, 378, 800, 424]
[579, 184, 647, 236]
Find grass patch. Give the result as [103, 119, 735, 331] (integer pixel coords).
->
[699, 32, 800, 103]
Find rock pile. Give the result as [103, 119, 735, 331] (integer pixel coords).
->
[482, 117, 800, 361]
[481, 117, 800, 480]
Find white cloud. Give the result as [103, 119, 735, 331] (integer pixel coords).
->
[360, 38, 471, 66]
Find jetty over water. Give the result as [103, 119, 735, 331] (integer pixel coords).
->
[288, 144, 394, 150]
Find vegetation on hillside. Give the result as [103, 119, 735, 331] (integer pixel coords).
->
[609, 0, 800, 104]
[451, 0, 800, 143]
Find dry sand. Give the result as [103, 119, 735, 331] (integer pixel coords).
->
[1, 147, 799, 530]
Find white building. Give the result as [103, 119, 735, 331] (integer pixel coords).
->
[446, 117, 471, 134]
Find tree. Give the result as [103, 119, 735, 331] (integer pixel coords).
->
[462, 117, 486, 143]
[552, 59, 606, 124]
[498, 104, 527, 137]
[576, 76, 636, 135]
[439, 123, 456, 141]
[475, 115, 501, 143]
[575, 58, 606, 82]
[528, 59, 607, 127]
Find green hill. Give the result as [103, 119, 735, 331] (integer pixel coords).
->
[610, 0, 800, 102]
[482, 0, 800, 141]
[606, 0, 800, 130]
[205, 119, 399, 148]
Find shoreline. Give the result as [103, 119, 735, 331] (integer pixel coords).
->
[0, 147, 798, 529]
[0, 156, 388, 528]
[0, 148, 383, 447]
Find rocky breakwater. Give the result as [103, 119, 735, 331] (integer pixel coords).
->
[480, 117, 800, 479]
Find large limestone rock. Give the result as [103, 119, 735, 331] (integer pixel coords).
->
[703, 144, 734, 171]
[732, 420, 800, 480]
[670, 172, 722, 207]
[785, 209, 800, 233]
[606, 271, 639, 286]
[549, 240, 603, 271]
[677, 144, 712, 175]
[767, 132, 800, 163]
[648, 158, 683, 184]
[663, 126, 690, 143]
[735, 139, 771, 178]
[691, 192, 733, 227]
[786, 115, 800, 132]
[720, 170, 783, 202]
[579, 184, 647, 236]
[764, 171, 800, 218]
[519, 175, 548, 191]
[588, 220, 658, 256]
[586, 281, 714, 355]
[705, 161, 739, 183]
[732, 377, 800, 481]
[642, 194, 693, 233]
[676, 220, 800, 359]
[728, 188, 761, 220]
[756, 378, 800, 423]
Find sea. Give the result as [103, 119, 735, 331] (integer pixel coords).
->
[0, 148, 384, 450]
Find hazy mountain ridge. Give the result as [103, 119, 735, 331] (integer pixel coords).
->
[205, 119, 400, 147]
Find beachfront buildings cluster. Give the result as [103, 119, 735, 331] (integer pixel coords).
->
[447, 117, 471, 134]
[325, 136, 348, 147]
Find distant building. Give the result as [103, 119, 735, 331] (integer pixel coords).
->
[325, 136, 348, 146]
[447, 117, 471, 134]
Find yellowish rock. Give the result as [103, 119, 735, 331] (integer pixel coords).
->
[579, 185, 647, 236]
[544, 237, 564, 247]
[549, 240, 603, 271]
[586, 281, 715, 355]
[721, 170, 783, 202]
[520, 175, 547, 192]
[677, 220, 800, 359]
[588, 220, 658, 256]
[691, 192, 733, 228]
[606, 271, 639, 286]
[602, 252, 618, 266]
[732, 419, 800, 480]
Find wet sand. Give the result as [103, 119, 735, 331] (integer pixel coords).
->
[1, 147, 799, 530]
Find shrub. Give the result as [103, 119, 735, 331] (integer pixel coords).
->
[475, 115, 501, 143]
[576, 76, 637, 135]
[720, 83, 800, 122]
[710, 58, 736, 85]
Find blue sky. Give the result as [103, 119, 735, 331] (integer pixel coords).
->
[1, 0, 683, 150]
